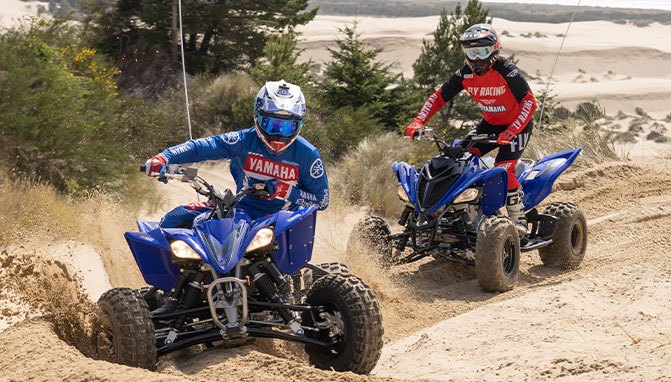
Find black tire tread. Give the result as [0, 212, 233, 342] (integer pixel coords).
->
[475, 216, 521, 292]
[97, 288, 156, 370]
[305, 273, 383, 374]
[317, 262, 351, 275]
[539, 202, 587, 269]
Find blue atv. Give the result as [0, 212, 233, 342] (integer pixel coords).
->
[348, 130, 587, 292]
[94, 166, 383, 374]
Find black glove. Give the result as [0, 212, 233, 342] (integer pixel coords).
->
[444, 145, 465, 159]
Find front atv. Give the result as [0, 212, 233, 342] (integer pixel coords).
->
[94, 166, 383, 374]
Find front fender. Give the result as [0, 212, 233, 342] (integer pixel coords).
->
[521, 148, 581, 209]
[271, 208, 317, 275]
[125, 228, 179, 291]
[393, 161, 420, 211]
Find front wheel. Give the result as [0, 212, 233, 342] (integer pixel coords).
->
[94, 288, 156, 370]
[538, 202, 587, 269]
[475, 216, 521, 292]
[303, 274, 383, 374]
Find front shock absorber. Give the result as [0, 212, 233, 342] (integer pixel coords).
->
[248, 260, 293, 323]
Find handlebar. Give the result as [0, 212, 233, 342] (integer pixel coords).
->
[408, 127, 498, 158]
[140, 163, 269, 217]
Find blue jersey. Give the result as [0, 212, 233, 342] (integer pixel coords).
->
[160, 127, 329, 219]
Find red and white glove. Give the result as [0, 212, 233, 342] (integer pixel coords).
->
[497, 129, 516, 145]
[264, 179, 292, 200]
[145, 154, 168, 177]
[405, 120, 424, 140]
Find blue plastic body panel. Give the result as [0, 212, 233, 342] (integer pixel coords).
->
[394, 157, 508, 216]
[520, 148, 582, 209]
[393, 148, 580, 217]
[125, 206, 318, 290]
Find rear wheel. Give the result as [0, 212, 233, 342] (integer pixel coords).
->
[303, 274, 383, 374]
[475, 216, 521, 292]
[539, 202, 587, 269]
[347, 215, 396, 267]
[95, 288, 156, 370]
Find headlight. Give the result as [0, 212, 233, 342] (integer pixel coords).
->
[170, 240, 201, 261]
[397, 185, 410, 203]
[245, 228, 274, 253]
[453, 188, 480, 204]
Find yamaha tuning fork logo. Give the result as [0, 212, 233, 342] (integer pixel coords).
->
[310, 158, 325, 179]
[222, 131, 240, 145]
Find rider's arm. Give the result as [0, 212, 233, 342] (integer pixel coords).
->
[417, 69, 466, 124]
[406, 69, 465, 138]
[500, 64, 537, 137]
[285, 148, 329, 211]
[160, 131, 243, 164]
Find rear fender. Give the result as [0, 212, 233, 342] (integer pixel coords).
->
[521, 148, 582, 209]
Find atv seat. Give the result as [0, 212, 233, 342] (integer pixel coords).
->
[516, 159, 535, 177]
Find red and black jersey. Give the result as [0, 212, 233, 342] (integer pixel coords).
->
[415, 58, 537, 135]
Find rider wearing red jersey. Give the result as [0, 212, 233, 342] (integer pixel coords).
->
[405, 24, 536, 234]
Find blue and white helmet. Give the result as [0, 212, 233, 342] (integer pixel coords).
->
[254, 80, 306, 153]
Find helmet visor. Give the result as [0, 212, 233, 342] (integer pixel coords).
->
[258, 114, 302, 137]
[462, 45, 496, 60]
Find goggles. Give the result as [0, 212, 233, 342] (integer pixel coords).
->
[257, 113, 303, 137]
[462, 45, 496, 60]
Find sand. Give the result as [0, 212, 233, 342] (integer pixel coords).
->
[296, 16, 671, 115]
[0, 0, 48, 28]
[2, 5, 671, 382]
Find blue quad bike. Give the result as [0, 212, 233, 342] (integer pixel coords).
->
[348, 130, 587, 292]
[94, 166, 383, 374]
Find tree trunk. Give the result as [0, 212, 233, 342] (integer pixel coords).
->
[171, 0, 177, 64]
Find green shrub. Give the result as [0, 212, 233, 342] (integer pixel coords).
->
[0, 19, 130, 194]
[302, 106, 384, 162]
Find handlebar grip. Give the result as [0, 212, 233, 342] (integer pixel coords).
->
[139, 165, 147, 173]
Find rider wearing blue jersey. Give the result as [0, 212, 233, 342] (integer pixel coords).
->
[145, 80, 329, 228]
[144, 80, 328, 315]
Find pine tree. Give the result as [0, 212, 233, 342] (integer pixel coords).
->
[322, 22, 404, 130]
[250, 33, 313, 87]
[412, 0, 491, 130]
[80, 0, 317, 75]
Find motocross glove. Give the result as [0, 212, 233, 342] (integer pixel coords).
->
[145, 154, 168, 177]
[497, 129, 516, 145]
[405, 119, 424, 140]
[264, 179, 292, 200]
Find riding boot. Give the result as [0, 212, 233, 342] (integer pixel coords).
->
[151, 296, 178, 316]
[506, 187, 528, 236]
[151, 273, 187, 317]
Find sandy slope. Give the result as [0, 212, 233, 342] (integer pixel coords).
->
[297, 16, 671, 115]
[2, 158, 671, 381]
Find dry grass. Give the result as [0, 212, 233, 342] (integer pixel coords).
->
[0, 174, 159, 287]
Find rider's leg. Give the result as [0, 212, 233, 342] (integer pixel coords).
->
[159, 201, 213, 228]
[154, 201, 213, 316]
[495, 121, 533, 235]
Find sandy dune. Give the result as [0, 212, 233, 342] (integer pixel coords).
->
[2, 158, 671, 381]
[297, 16, 671, 115]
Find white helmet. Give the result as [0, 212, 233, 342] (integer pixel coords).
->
[254, 80, 306, 153]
